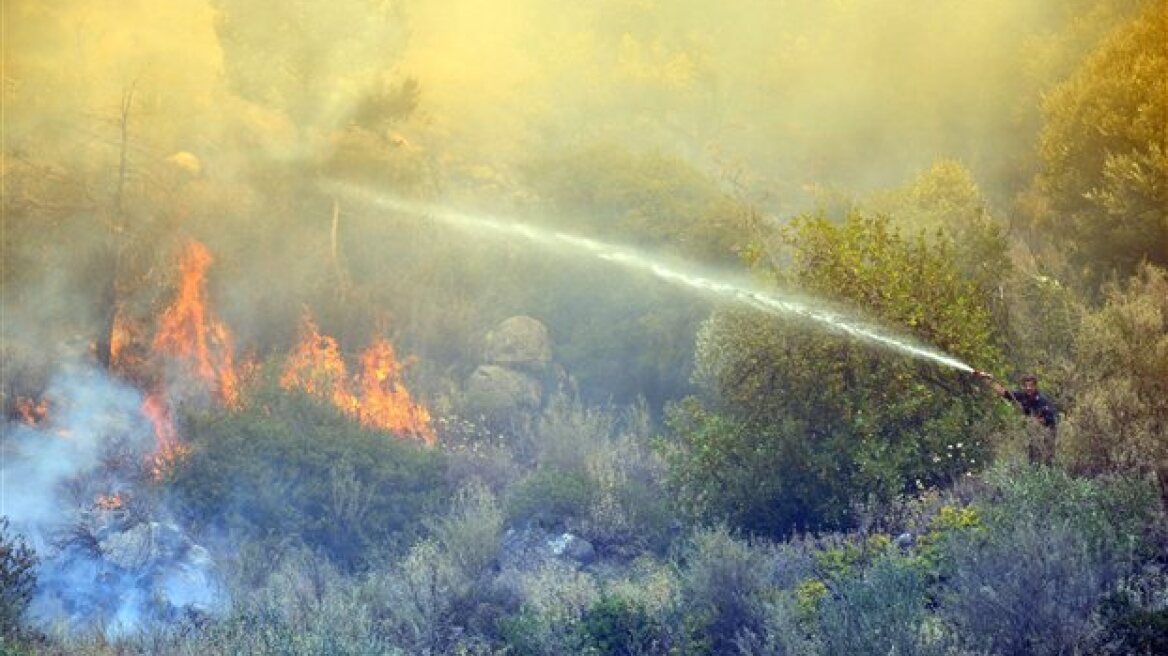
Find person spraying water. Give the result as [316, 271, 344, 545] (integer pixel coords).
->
[972, 370, 1058, 463]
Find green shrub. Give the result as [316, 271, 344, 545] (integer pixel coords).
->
[169, 388, 449, 569]
[0, 518, 36, 639]
[661, 398, 847, 537]
[938, 466, 1164, 655]
[506, 468, 594, 529]
[578, 594, 661, 656]
[816, 555, 935, 656]
[426, 480, 504, 579]
[678, 526, 771, 655]
[498, 564, 600, 655]
[1096, 591, 1168, 656]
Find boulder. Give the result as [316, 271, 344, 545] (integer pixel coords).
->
[498, 525, 596, 572]
[35, 519, 227, 635]
[484, 316, 552, 374]
[464, 365, 542, 419]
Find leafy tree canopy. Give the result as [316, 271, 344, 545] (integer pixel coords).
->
[1036, 1, 1168, 283]
[667, 212, 1007, 536]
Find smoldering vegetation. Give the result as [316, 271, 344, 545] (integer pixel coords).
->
[2, 0, 1167, 653]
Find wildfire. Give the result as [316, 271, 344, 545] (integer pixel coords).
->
[153, 240, 239, 407]
[281, 314, 435, 444]
[357, 337, 436, 444]
[95, 493, 126, 510]
[109, 312, 148, 376]
[280, 313, 360, 412]
[14, 396, 49, 425]
[142, 392, 189, 480]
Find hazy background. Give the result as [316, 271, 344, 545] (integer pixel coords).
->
[0, 0, 1147, 407]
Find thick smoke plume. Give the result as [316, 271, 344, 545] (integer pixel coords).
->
[0, 362, 227, 636]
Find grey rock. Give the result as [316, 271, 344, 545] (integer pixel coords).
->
[499, 526, 596, 571]
[464, 365, 542, 419]
[549, 532, 596, 564]
[484, 316, 552, 374]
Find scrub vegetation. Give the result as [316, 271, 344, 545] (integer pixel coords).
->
[2, 0, 1166, 653]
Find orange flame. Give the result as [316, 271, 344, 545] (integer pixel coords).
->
[14, 396, 49, 425]
[142, 392, 188, 480]
[95, 493, 126, 510]
[357, 337, 436, 445]
[153, 240, 239, 407]
[281, 313, 435, 444]
[280, 313, 360, 412]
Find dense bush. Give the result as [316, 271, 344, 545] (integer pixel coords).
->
[662, 398, 845, 535]
[1062, 264, 1168, 496]
[938, 465, 1165, 655]
[675, 212, 1007, 538]
[169, 387, 450, 569]
[677, 526, 772, 654]
[0, 517, 37, 639]
[507, 398, 675, 554]
[1035, 0, 1168, 283]
[505, 469, 595, 530]
[816, 555, 935, 656]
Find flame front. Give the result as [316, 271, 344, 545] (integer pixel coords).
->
[357, 338, 436, 445]
[281, 314, 435, 444]
[142, 392, 188, 480]
[280, 313, 360, 413]
[153, 241, 239, 407]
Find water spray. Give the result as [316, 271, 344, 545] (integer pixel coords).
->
[332, 184, 975, 373]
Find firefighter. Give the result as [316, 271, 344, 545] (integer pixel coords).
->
[973, 371, 1057, 464]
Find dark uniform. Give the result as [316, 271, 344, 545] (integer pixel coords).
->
[1003, 389, 1057, 428]
[1003, 388, 1057, 464]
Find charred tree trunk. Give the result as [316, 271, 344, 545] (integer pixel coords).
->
[95, 86, 134, 370]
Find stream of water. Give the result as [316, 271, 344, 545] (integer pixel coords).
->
[336, 185, 975, 373]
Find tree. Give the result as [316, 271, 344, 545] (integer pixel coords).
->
[667, 213, 1007, 536]
[1062, 264, 1168, 497]
[1035, 1, 1168, 285]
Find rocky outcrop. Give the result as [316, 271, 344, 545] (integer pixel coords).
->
[464, 365, 543, 417]
[498, 525, 597, 572]
[30, 508, 226, 636]
[463, 316, 572, 422]
[484, 316, 553, 374]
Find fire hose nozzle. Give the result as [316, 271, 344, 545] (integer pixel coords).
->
[972, 369, 993, 380]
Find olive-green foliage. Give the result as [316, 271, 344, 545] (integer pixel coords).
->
[867, 161, 1008, 272]
[521, 144, 753, 265]
[1062, 264, 1168, 494]
[678, 526, 771, 655]
[816, 556, 935, 656]
[377, 482, 507, 653]
[577, 594, 661, 656]
[508, 398, 675, 554]
[662, 398, 844, 535]
[505, 469, 595, 530]
[677, 212, 1005, 536]
[1096, 592, 1168, 656]
[425, 480, 505, 581]
[1000, 269, 1083, 395]
[0, 518, 36, 639]
[939, 465, 1165, 655]
[1036, 0, 1168, 283]
[168, 386, 449, 569]
[498, 564, 600, 656]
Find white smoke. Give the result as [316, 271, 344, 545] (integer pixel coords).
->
[0, 360, 227, 637]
